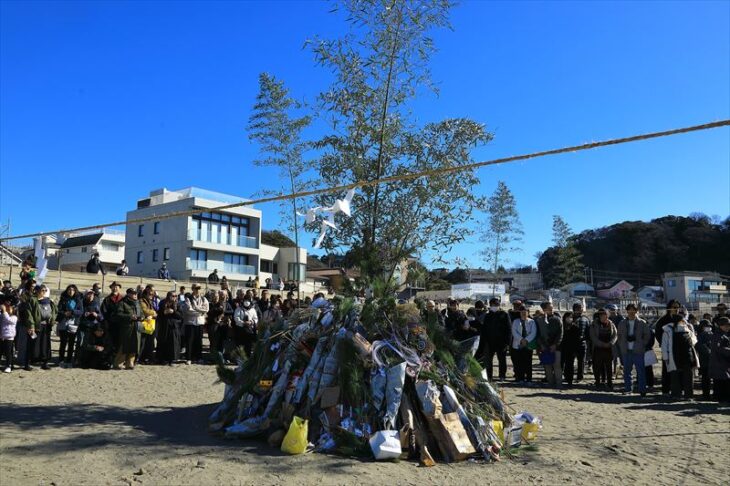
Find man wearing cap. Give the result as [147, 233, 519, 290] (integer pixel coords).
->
[102, 282, 124, 354]
[183, 284, 209, 364]
[157, 263, 170, 281]
[617, 303, 650, 396]
[111, 288, 143, 370]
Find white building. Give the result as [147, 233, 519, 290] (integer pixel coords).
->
[636, 285, 663, 302]
[451, 282, 507, 300]
[55, 230, 125, 272]
[124, 187, 306, 283]
[563, 282, 595, 297]
[663, 271, 728, 307]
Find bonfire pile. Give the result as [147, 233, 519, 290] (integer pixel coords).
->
[208, 297, 528, 464]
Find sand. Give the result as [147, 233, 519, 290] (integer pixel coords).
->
[1, 350, 728, 486]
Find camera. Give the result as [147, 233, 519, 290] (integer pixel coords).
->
[626, 334, 636, 342]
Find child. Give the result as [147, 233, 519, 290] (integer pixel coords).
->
[709, 316, 730, 403]
[1, 296, 18, 373]
[695, 319, 714, 400]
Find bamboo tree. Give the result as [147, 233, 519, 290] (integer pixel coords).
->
[248, 73, 312, 295]
[309, 0, 493, 283]
[480, 181, 523, 273]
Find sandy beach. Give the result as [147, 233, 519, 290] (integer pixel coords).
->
[1, 345, 728, 486]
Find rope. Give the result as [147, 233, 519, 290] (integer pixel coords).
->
[1, 119, 727, 242]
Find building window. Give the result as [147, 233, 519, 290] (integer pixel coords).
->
[81, 247, 87, 253]
[163, 248, 170, 260]
[667, 280, 676, 287]
[65, 249, 70, 254]
[189, 249, 207, 270]
[688, 279, 702, 291]
[192, 211, 251, 239]
[138, 224, 144, 237]
[152, 249, 159, 262]
[100, 242, 119, 252]
[260, 260, 280, 274]
[287, 263, 306, 282]
[137, 251, 144, 264]
[224, 253, 250, 274]
[153, 222, 160, 234]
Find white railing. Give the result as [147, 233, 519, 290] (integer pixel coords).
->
[187, 260, 208, 270]
[223, 263, 256, 275]
[187, 228, 257, 248]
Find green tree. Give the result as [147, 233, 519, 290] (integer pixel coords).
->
[309, 0, 492, 284]
[480, 181, 523, 273]
[248, 73, 312, 283]
[550, 215, 583, 287]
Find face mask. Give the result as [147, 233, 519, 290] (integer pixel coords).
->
[489, 306, 498, 312]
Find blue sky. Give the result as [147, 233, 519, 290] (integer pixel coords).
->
[1, 0, 729, 269]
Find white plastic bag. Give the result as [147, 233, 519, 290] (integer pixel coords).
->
[369, 430, 402, 460]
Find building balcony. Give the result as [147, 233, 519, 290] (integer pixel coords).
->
[699, 284, 727, 293]
[187, 228, 257, 249]
[187, 259, 256, 276]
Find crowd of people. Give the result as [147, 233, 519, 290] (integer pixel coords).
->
[1, 273, 729, 403]
[425, 297, 730, 402]
[0, 275, 306, 372]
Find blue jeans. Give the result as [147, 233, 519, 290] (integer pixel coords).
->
[623, 352, 646, 393]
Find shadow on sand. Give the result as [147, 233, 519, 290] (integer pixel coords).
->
[0, 401, 376, 477]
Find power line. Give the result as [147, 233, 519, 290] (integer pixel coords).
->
[1, 119, 728, 243]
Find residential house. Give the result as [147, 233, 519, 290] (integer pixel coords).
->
[563, 282, 596, 297]
[595, 280, 634, 299]
[55, 230, 125, 272]
[636, 285, 664, 302]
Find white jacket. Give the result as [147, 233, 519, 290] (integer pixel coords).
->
[661, 321, 699, 372]
[233, 306, 258, 328]
[511, 318, 537, 349]
[184, 295, 209, 326]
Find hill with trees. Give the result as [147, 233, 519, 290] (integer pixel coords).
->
[537, 214, 730, 288]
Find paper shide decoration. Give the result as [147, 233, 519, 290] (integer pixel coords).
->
[298, 188, 356, 249]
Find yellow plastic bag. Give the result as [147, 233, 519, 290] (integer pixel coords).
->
[281, 416, 308, 455]
[522, 422, 539, 441]
[490, 420, 503, 443]
[142, 317, 156, 335]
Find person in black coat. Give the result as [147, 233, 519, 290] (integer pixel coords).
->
[477, 298, 512, 382]
[86, 253, 106, 275]
[56, 285, 83, 366]
[442, 299, 478, 342]
[156, 292, 183, 365]
[560, 311, 581, 386]
[77, 323, 112, 369]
